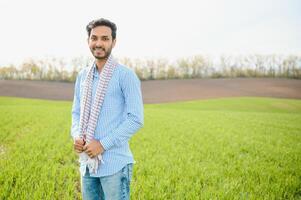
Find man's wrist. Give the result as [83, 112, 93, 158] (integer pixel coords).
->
[99, 140, 108, 152]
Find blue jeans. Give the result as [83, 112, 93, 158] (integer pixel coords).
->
[81, 164, 133, 200]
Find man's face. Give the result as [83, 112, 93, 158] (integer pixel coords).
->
[88, 26, 116, 60]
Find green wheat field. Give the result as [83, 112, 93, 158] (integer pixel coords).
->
[0, 96, 300, 199]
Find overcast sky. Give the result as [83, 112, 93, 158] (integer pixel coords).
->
[0, 0, 300, 66]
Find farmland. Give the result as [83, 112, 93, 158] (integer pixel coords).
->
[0, 97, 301, 199]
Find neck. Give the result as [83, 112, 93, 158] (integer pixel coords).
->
[95, 58, 108, 73]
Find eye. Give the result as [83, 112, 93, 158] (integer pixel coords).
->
[90, 36, 97, 41]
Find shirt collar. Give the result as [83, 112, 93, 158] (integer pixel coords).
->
[93, 62, 99, 78]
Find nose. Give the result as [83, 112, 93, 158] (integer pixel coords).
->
[95, 39, 103, 47]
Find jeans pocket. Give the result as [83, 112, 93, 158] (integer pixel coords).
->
[127, 164, 133, 183]
[121, 163, 133, 184]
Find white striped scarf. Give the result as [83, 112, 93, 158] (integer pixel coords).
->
[78, 54, 117, 175]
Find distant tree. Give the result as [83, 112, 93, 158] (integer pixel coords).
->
[176, 58, 191, 78]
[0, 65, 17, 79]
[1, 54, 300, 81]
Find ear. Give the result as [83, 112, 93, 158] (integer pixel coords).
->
[112, 39, 116, 48]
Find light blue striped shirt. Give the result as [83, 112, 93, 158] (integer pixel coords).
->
[71, 62, 144, 177]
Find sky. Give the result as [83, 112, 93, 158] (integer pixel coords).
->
[0, 0, 300, 66]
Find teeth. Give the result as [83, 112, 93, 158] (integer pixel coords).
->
[94, 49, 104, 53]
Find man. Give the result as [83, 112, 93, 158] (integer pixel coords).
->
[71, 18, 144, 200]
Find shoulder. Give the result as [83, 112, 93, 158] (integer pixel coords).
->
[115, 64, 139, 81]
[78, 67, 90, 78]
[115, 64, 140, 89]
[75, 67, 90, 83]
[116, 64, 134, 74]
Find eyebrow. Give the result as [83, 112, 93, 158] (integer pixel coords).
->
[90, 34, 110, 38]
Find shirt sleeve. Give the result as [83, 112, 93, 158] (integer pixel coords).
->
[100, 69, 144, 150]
[70, 73, 82, 140]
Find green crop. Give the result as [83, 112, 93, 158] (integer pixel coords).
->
[0, 97, 300, 199]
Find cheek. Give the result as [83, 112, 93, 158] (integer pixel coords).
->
[88, 41, 96, 46]
[89, 43, 96, 49]
[105, 43, 113, 49]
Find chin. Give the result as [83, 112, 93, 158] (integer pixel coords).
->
[94, 55, 108, 60]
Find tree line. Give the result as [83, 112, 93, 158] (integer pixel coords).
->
[0, 54, 300, 82]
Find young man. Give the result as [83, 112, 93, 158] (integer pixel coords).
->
[71, 18, 144, 200]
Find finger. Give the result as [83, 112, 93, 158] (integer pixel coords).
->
[75, 147, 83, 152]
[75, 149, 83, 153]
[75, 143, 84, 149]
[75, 146, 83, 151]
[84, 146, 90, 153]
[75, 140, 84, 145]
[75, 148, 83, 153]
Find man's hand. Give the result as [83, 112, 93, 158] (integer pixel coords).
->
[83, 139, 104, 158]
[74, 138, 85, 153]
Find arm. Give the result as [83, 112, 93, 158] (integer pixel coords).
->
[100, 69, 144, 151]
[71, 73, 88, 153]
[71, 73, 81, 140]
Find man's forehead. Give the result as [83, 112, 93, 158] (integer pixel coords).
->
[90, 26, 112, 37]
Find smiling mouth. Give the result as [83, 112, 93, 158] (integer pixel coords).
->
[94, 47, 105, 52]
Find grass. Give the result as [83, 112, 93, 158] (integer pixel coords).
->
[0, 96, 300, 199]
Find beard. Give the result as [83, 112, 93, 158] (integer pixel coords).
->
[91, 46, 113, 60]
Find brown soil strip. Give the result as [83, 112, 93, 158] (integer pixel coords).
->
[1, 78, 301, 103]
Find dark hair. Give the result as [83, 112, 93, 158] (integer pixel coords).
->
[86, 18, 117, 39]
